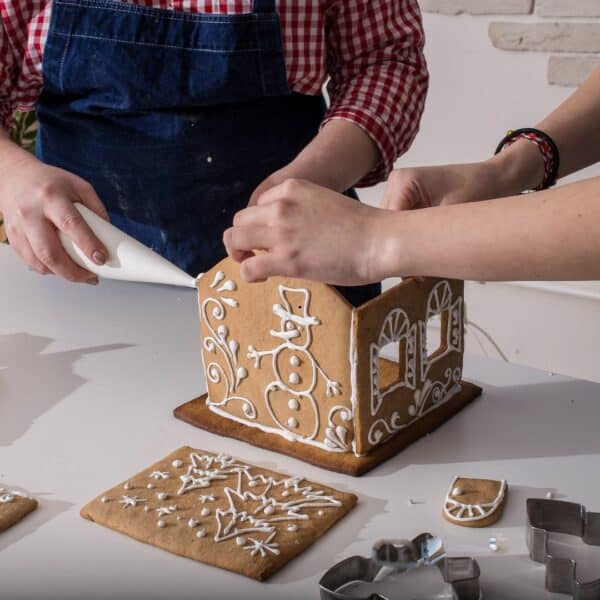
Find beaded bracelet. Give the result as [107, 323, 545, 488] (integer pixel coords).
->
[495, 128, 560, 191]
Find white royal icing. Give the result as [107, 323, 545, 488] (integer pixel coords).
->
[157, 520, 166, 528]
[366, 281, 464, 450]
[155, 505, 177, 517]
[157, 492, 168, 501]
[172, 460, 183, 468]
[119, 495, 146, 509]
[443, 477, 507, 523]
[150, 471, 170, 480]
[150, 452, 343, 558]
[203, 278, 354, 455]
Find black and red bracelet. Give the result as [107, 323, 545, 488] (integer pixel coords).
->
[495, 128, 560, 191]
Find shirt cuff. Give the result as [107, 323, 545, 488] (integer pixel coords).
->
[321, 107, 397, 188]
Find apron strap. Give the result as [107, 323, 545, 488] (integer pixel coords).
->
[252, 0, 276, 13]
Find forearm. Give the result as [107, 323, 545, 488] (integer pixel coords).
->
[485, 67, 600, 195]
[286, 119, 380, 192]
[381, 176, 600, 281]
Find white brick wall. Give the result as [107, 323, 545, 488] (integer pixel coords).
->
[421, 0, 600, 86]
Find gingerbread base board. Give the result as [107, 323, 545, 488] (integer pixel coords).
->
[174, 381, 482, 476]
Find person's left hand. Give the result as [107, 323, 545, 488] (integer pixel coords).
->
[225, 178, 390, 285]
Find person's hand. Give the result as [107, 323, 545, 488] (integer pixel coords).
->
[225, 179, 390, 285]
[381, 161, 507, 211]
[0, 153, 109, 283]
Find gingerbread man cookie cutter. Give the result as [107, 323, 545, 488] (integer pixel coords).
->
[527, 498, 600, 599]
[319, 534, 482, 600]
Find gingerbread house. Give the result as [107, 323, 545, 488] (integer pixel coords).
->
[175, 257, 481, 475]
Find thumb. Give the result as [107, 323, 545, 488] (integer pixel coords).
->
[72, 177, 110, 222]
[381, 171, 422, 211]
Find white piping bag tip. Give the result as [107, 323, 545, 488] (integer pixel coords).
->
[59, 203, 198, 288]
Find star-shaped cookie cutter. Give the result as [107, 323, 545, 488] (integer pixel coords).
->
[527, 498, 600, 599]
[319, 533, 481, 600]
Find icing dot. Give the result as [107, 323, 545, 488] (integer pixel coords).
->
[287, 417, 299, 429]
[290, 355, 301, 367]
[101, 496, 109, 504]
[317, 510, 324, 516]
[288, 398, 300, 411]
[236, 536, 246, 546]
[177, 516, 182, 521]
[124, 483, 132, 490]
[288, 373, 301, 385]
[452, 487, 463, 497]
[281, 491, 290, 498]
[249, 481, 257, 487]
[201, 508, 210, 517]
[287, 524, 298, 532]
[157, 520, 166, 528]
[147, 484, 154, 489]
[172, 459, 183, 468]
[286, 322, 295, 331]
[197, 529, 206, 539]
[408, 405, 416, 417]
[158, 492, 168, 501]
[264, 506, 275, 516]
[144, 506, 150, 512]
[188, 518, 198, 528]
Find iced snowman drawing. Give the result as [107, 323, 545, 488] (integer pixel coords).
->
[248, 285, 342, 443]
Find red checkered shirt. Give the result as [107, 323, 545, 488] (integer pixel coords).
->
[0, 0, 428, 185]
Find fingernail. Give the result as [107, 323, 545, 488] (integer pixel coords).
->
[92, 251, 106, 265]
[86, 277, 99, 286]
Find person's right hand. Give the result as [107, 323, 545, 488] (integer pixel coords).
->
[0, 153, 109, 284]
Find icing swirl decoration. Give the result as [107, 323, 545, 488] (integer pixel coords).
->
[202, 271, 256, 420]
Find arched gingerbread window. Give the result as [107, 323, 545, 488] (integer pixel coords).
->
[369, 309, 417, 418]
[421, 281, 463, 381]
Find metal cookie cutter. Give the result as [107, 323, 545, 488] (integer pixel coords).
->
[319, 533, 482, 600]
[527, 498, 600, 599]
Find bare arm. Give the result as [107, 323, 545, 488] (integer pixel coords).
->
[248, 119, 379, 205]
[385, 176, 600, 281]
[382, 66, 600, 212]
[225, 177, 600, 284]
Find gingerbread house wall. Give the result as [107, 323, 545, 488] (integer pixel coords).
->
[352, 278, 464, 455]
[197, 258, 356, 454]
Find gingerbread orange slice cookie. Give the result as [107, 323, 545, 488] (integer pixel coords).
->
[81, 446, 357, 581]
[443, 476, 508, 528]
[0, 487, 38, 534]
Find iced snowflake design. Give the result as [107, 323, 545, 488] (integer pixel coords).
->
[155, 505, 177, 517]
[119, 495, 146, 508]
[243, 531, 280, 557]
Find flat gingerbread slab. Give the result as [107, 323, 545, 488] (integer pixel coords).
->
[174, 380, 482, 476]
[81, 446, 357, 581]
[443, 476, 508, 528]
[0, 488, 38, 533]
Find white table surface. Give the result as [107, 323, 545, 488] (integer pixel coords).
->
[1, 243, 599, 600]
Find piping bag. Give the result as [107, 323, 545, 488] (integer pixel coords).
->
[59, 204, 199, 288]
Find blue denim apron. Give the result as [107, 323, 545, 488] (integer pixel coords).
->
[36, 0, 379, 305]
